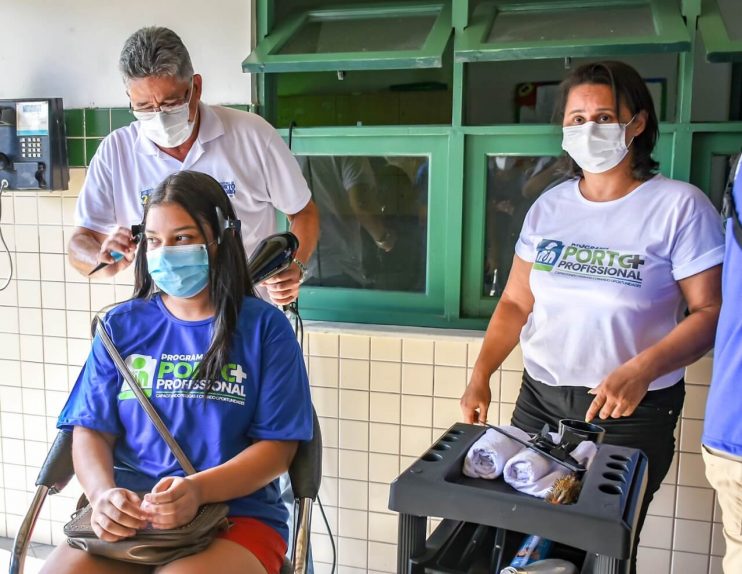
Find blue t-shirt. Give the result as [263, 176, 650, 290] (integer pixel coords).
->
[703, 162, 742, 457]
[57, 295, 313, 540]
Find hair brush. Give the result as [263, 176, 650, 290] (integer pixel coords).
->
[546, 473, 582, 505]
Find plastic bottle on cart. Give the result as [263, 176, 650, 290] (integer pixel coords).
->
[503, 535, 553, 570]
[500, 558, 578, 574]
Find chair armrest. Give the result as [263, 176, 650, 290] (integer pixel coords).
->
[288, 409, 322, 500]
[35, 430, 74, 493]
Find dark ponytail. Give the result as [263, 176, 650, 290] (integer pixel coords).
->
[133, 170, 255, 388]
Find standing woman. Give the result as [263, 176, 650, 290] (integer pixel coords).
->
[461, 61, 723, 572]
[42, 171, 312, 574]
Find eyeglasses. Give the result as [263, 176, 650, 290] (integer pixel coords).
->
[128, 79, 193, 120]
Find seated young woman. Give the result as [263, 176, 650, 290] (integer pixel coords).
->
[41, 170, 313, 574]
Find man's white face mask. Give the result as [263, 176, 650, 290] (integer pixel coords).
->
[561, 115, 636, 174]
[132, 80, 196, 148]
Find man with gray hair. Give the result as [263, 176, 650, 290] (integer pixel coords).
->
[68, 26, 318, 305]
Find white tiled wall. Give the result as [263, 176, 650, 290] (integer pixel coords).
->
[0, 170, 723, 573]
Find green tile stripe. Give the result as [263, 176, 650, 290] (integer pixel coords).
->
[84, 109, 111, 137]
[64, 105, 253, 166]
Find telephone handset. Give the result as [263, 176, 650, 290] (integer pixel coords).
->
[0, 98, 69, 190]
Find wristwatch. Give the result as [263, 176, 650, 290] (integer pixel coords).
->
[292, 257, 308, 284]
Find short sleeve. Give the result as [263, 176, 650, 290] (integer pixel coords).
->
[670, 189, 725, 281]
[74, 138, 117, 234]
[249, 312, 313, 441]
[261, 129, 313, 216]
[57, 321, 123, 436]
[514, 202, 540, 263]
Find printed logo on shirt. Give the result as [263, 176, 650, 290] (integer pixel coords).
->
[118, 353, 247, 405]
[219, 181, 236, 197]
[140, 188, 153, 206]
[534, 240, 647, 288]
[533, 239, 565, 271]
[119, 354, 157, 399]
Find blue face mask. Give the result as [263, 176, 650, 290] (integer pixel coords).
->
[146, 244, 210, 298]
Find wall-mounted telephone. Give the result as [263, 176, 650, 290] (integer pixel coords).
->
[0, 98, 69, 190]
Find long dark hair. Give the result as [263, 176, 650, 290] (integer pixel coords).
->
[555, 60, 659, 181]
[133, 170, 255, 386]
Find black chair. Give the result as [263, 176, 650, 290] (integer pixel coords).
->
[9, 409, 322, 574]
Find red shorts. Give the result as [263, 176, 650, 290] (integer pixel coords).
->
[217, 517, 288, 574]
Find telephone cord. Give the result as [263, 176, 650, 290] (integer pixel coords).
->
[0, 179, 13, 290]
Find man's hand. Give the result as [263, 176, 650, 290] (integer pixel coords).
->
[585, 361, 652, 422]
[92, 226, 138, 276]
[460, 370, 493, 424]
[263, 260, 302, 305]
[90, 487, 147, 541]
[141, 476, 202, 530]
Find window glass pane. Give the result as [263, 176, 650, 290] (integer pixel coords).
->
[465, 54, 677, 125]
[278, 15, 437, 54]
[483, 155, 567, 297]
[297, 155, 428, 291]
[718, 0, 742, 42]
[486, 5, 654, 44]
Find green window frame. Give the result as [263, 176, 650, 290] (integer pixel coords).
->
[281, 126, 461, 327]
[461, 128, 560, 322]
[243, 1, 453, 73]
[455, 0, 690, 62]
[698, 0, 742, 62]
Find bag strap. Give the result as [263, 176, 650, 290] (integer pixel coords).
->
[94, 318, 197, 475]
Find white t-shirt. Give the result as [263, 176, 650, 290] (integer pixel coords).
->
[514, 174, 724, 391]
[75, 103, 311, 260]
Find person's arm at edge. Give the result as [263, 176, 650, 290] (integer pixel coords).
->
[461, 255, 535, 424]
[287, 198, 319, 269]
[586, 264, 722, 421]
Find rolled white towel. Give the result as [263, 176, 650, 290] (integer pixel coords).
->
[569, 440, 598, 468]
[503, 436, 599, 498]
[503, 448, 561, 497]
[462, 426, 530, 479]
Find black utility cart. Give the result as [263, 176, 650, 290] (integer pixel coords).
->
[389, 423, 647, 574]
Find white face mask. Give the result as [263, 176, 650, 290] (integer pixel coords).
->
[132, 79, 196, 148]
[135, 101, 195, 148]
[561, 116, 635, 174]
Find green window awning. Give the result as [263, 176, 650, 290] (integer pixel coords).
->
[455, 0, 691, 63]
[243, 1, 452, 73]
[699, 0, 742, 63]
